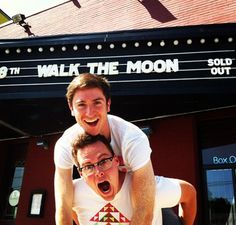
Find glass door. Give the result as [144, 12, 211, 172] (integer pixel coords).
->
[199, 117, 236, 225]
[206, 169, 236, 225]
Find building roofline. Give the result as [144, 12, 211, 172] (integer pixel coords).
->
[0, 22, 235, 46]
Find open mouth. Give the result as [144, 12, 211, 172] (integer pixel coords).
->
[98, 181, 111, 193]
[85, 118, 99, 127]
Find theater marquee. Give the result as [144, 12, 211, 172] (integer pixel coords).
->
[0, 23, 235, 99]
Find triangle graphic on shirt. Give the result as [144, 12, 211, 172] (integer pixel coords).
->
[120, 212, 130, 222]
[103, 203, 117, 212]
[90, 203, 130, 224]
[110, 212, 119, 221]
[90, 212, 99, 222]
[99, 212, 107, 220]
[101, 212, 119, 222]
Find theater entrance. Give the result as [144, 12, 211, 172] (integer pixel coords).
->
[199, 117, 236, 225]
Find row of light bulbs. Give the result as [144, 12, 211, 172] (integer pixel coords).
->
[3, 37, 234, 55]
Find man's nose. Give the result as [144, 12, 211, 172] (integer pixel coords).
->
[94, 166, 104, 177]
[86, 105, 94, 116]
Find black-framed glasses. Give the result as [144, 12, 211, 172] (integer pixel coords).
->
[78, 156, 114, 176]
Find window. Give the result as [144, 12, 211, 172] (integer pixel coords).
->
[5, 164, 25, 219]
[199, 117, 236, 225]
[206, 169, 236, 225]
[0, 142, 27, 224]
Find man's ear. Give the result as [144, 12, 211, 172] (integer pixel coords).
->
[107, 98, 111, 112]
[68, 102, 75, 116]
[114, 155, 120, 166]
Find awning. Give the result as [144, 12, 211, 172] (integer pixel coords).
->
[1, 23, 236, 140]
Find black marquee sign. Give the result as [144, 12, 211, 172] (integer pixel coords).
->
[0, 23, 236, 99]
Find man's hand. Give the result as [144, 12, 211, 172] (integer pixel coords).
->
[130, 160, 156, 225]
[54, 166, 74, 225]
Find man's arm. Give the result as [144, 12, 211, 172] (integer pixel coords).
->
[54, 166, 74, 225]
[130, 160, 156, 225]
[178, 180, 197, 225]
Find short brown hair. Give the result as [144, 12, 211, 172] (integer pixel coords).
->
[72, 133, 114, 167]
[66, 73, 111, 107]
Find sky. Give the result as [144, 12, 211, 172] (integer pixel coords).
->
[0, 0, 67, 18]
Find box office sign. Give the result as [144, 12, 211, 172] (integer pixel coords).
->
[202, 143, 236, 166]
[0, 23, 236, 99]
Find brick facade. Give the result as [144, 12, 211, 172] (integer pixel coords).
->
[0, 0, 236, 38]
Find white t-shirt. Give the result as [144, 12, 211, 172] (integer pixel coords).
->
[54, 115, 152, 171]
[72, 175, 181, 225]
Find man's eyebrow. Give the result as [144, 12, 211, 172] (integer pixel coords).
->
[75, 97, 104, 103]
[97, 152, 111, 158]
[93, 97, 105, 101]
[80, 152, 110, 166]
[75, 99, 85, 103]
[80, 160, 93, 167]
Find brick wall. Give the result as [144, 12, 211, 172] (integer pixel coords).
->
[0, 0, 235, 38]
